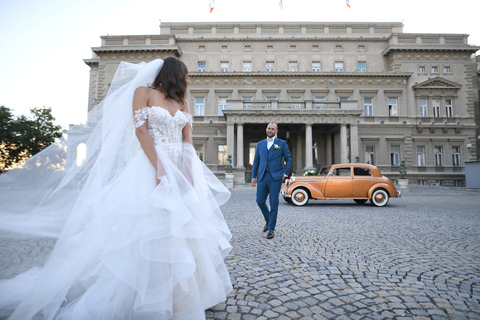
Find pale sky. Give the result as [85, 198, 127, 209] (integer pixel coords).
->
[0, 0, 479, 128]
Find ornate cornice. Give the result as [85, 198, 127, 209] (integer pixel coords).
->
[176, 37, 387, 43]
[383, 45, 480, 56]
[91, 46, 182, 57]
[83, 58, 99, 66]
[189, 73, 410, 86]
[189, 72, 411, 78]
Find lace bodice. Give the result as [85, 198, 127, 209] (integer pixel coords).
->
[134, 106, 192, 166]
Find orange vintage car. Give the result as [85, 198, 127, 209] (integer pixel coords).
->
[281, 163, 401, 207]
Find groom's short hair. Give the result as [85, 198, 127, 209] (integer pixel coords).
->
[267, 122, 278, 129]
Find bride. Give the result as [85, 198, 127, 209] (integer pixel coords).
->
[0, 57, 233, 319]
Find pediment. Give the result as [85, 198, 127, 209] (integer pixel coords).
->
[412, 77, 461, 90]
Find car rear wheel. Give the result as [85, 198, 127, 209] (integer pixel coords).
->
[371, 189, 389, 207]
[284, 197, 292, 203]
[354, 199, 367, 204]
[291, 188, 309, 206]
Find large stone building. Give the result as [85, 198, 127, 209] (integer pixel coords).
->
[84, 22, 479, 186]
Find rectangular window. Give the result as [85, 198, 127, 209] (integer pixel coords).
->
[365, 146, 375, 165]
[335, 62, 344, 72]
[452, 146, 460, 166]
[312, 62, 321, 72]
[243, 62, 252, 72]
[288, 61, 298, 72]
[219, 98, 228, 115]
[433, 99, 440, 117]
[314, 97, 325, 109]
[218, 145, 228, 165]
[390, 146, 400, 166]
[266, 61, 275, 72]
[420, 99, 428, 117]
[195, 145, 204, 162]
[444, 66, 451, 73]
[364, 98, 373, 116]
[197, 62, 206, 72]
[431, 66, 438, 73]
[417, 146, 425, 166]
[243, 97, 253, 109]
[388, 98, 398, 116]
[419, 66, 426, 73]
[194, 98, 204, 116]
[357, 61, 366, 72]
[220, 62, 229, 72]
[434, 146, 443, 166]
[446, 99, 453, 117]
[290, 98, 301, 109]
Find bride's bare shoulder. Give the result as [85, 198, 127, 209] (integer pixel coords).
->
[181, 100, 191, 114]
[134, 86, 151, 98]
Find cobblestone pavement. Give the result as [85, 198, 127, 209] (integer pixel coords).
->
[1, 186, 479, 319]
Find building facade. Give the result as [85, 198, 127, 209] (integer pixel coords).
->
[84, 22, 479, 186]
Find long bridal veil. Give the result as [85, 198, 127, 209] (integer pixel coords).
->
[0, 59, 167, 237]
[0, 59, 232, 319]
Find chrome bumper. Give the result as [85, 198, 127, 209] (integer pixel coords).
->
[397, 191, 402, 198]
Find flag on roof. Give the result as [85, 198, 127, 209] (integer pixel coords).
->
[209, 0, 214, 13]
[279, 0, 283, 10]
[346, 0, 351, 8]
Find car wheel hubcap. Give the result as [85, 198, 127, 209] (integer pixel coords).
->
[375, 193, 385, 203]
[295, 193, 305, 202]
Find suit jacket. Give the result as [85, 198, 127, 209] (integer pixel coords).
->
[252, 138, 292, 182]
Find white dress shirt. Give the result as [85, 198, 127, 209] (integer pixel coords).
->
[267, 137, 274, 150]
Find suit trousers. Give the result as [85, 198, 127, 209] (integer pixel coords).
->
[256, 171, 282, 231]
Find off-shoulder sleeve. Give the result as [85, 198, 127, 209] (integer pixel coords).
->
[184, 112, 193, 128]
[134, 107, 149, 128]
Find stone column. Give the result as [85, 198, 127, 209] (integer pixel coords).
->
[236, 124, 244, 169]
[227, 123, 235, 165]
[340, 124, 348, 163]
[350, 124, 359, 163]
[296, 133, 303, 173]
[304, 124, 314, 170]
[326, 133, 332, 165]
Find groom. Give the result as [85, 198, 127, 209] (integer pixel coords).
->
[251, 123, 292, 239]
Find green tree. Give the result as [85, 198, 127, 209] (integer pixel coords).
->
[0, 106, 63, 173]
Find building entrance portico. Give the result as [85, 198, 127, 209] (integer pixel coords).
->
[223, 110, 361, 183]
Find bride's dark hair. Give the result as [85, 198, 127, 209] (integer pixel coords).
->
[150, 56, 189, 103]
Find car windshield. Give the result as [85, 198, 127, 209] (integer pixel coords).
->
[318, 166, 331, 176]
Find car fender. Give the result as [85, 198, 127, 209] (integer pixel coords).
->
[288, 181, 325, 199]
[367, 183, 393, 198]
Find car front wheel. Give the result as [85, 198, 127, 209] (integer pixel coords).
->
[371, 189, 389, 207]
[284, 197, 292, 203]
[291, 188, 309, 206]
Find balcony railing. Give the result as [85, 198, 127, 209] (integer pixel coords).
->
[239, 101, 345, 110]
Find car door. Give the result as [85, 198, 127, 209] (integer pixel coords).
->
[352, 166, 373, 198]
[324, 167, 353, 198]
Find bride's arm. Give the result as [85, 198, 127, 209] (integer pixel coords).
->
[133, 87, 159, 173]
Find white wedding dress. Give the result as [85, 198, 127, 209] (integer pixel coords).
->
[0, 62, 232, 319]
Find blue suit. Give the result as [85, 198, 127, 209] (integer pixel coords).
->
[251, 138, 292, 231]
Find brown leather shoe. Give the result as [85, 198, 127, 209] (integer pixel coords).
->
[266, 231, 275, 239]
[263, 223, 268, 232]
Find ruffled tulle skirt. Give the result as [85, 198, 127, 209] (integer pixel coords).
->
[0, 143, 232, 320]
